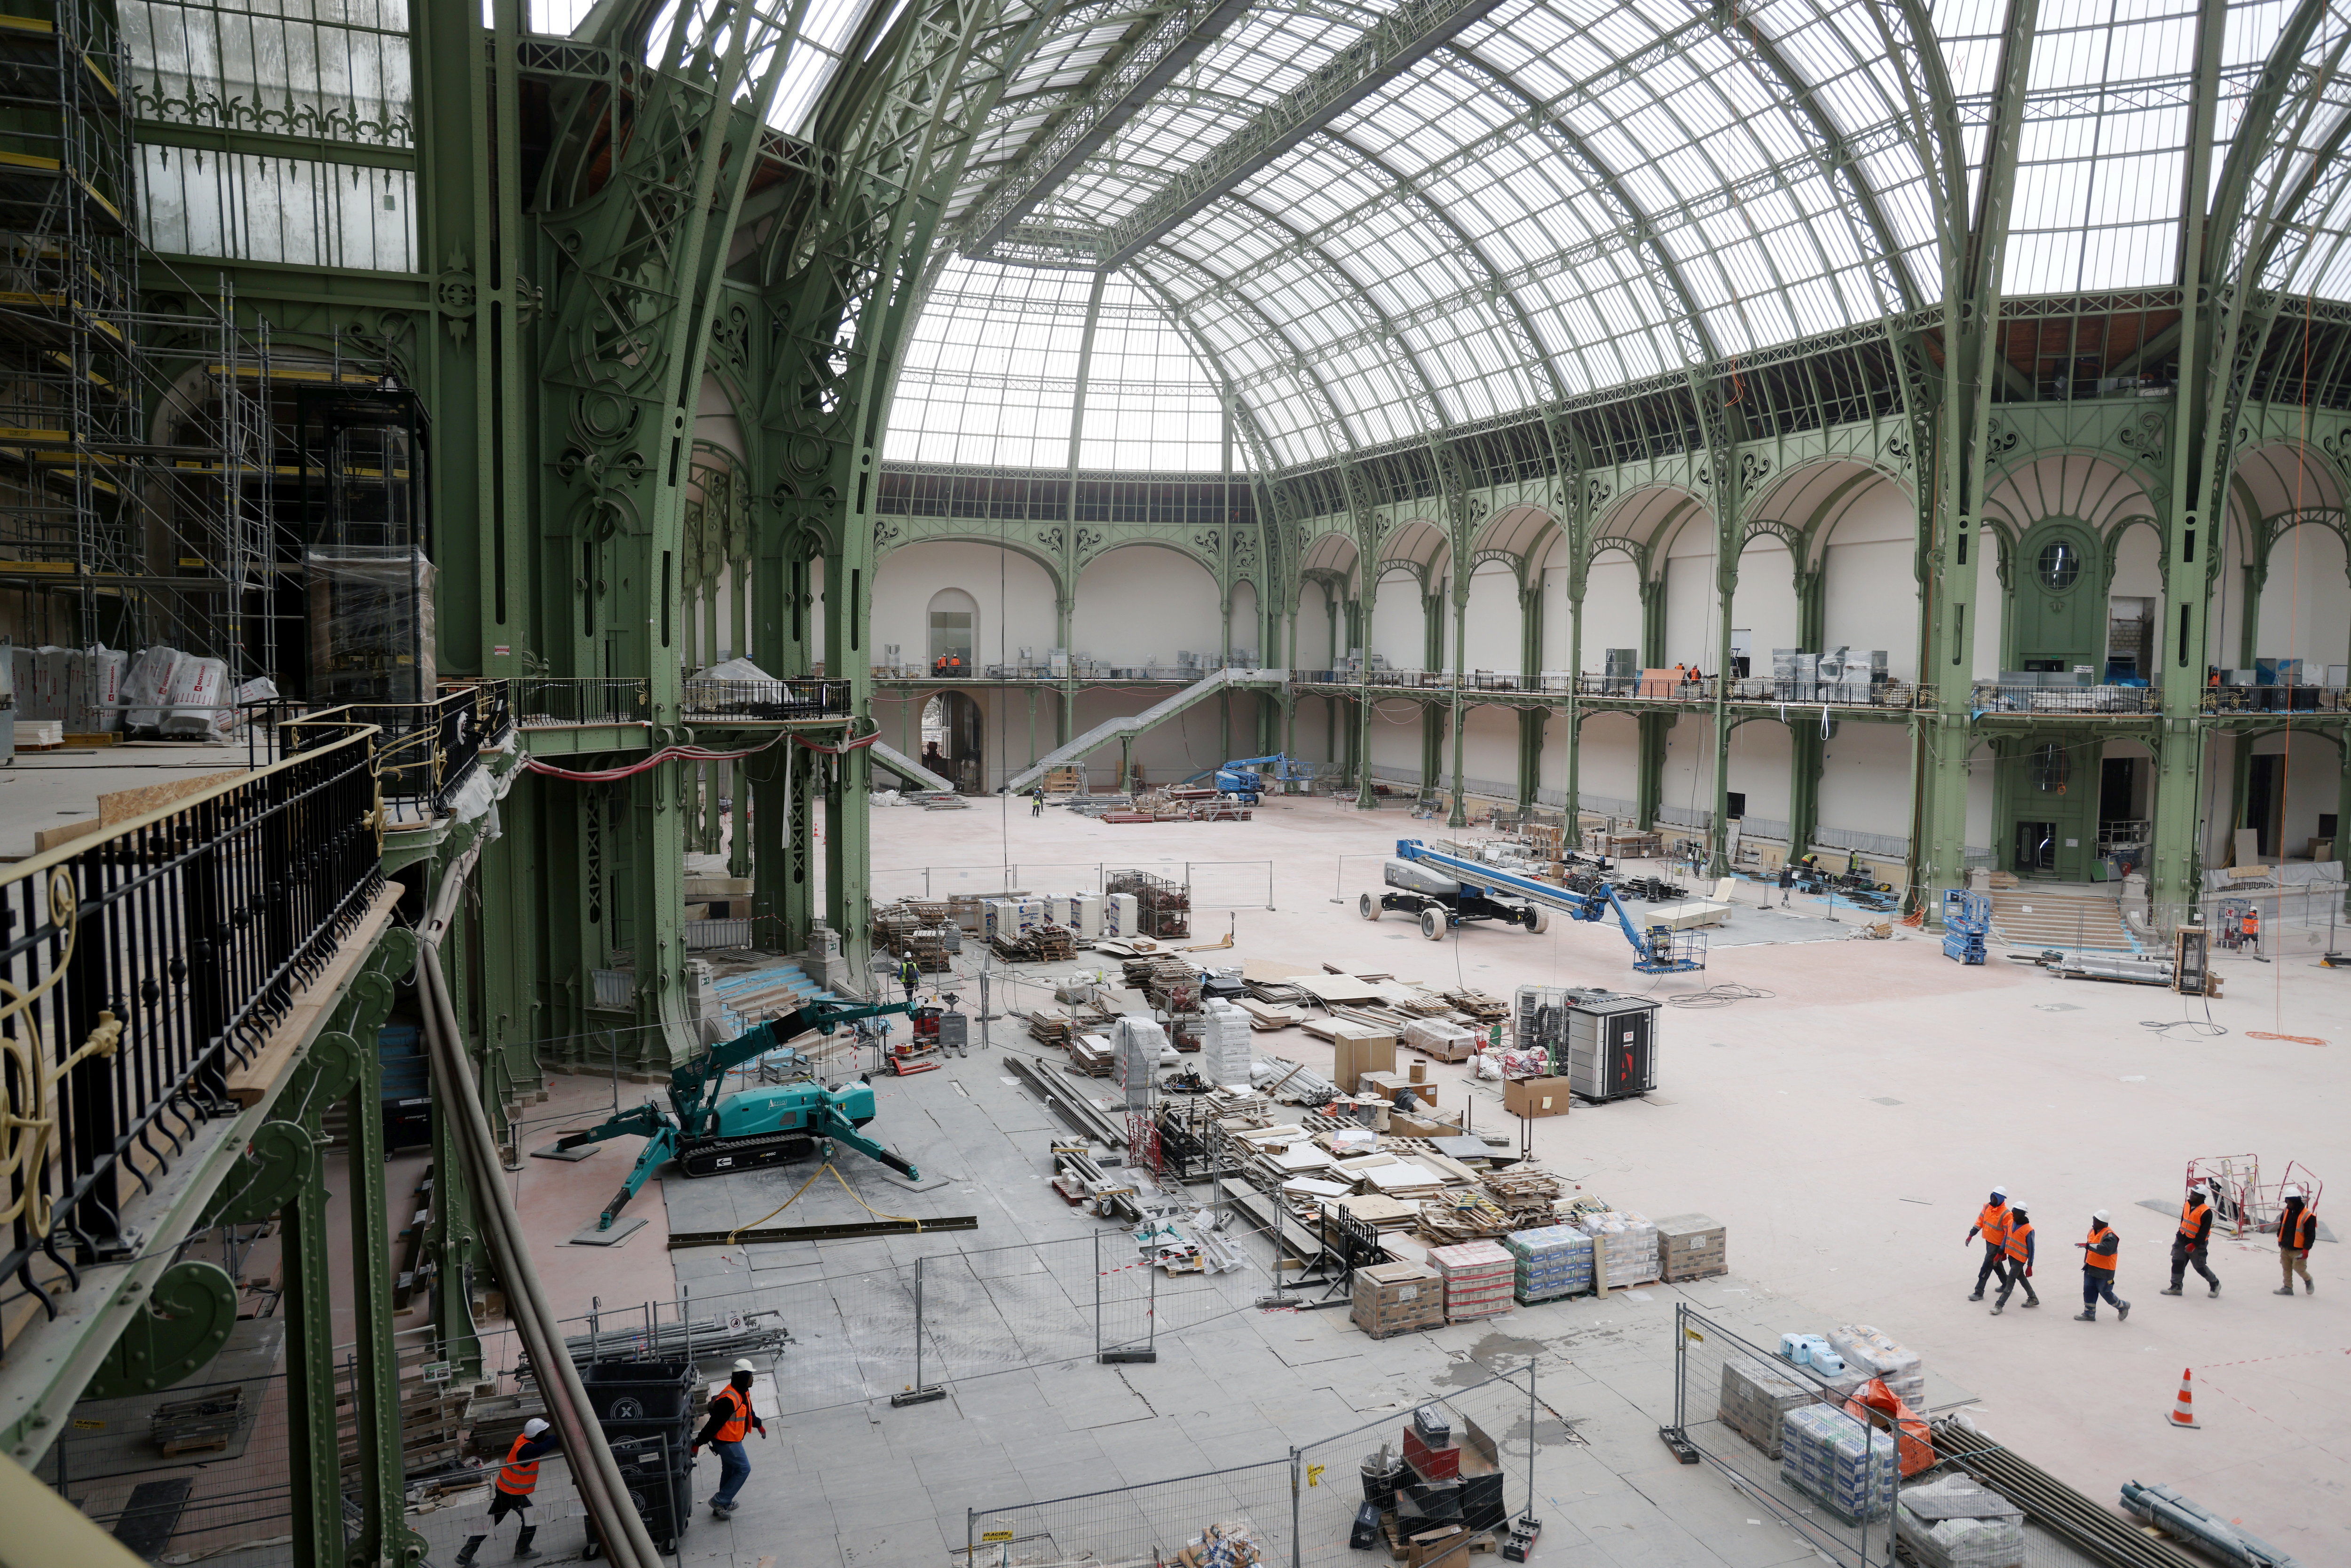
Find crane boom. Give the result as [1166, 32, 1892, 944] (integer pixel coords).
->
[1392, 839, 1704, 973]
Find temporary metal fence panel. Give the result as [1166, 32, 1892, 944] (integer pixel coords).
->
[968, 1457, 1300, 1568]
[1294, 1364, 1543, 1567]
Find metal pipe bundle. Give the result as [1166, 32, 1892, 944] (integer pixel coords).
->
[2120, 1482, 2299, 1568]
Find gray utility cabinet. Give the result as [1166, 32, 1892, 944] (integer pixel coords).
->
[1560, 992, 1657, 1102]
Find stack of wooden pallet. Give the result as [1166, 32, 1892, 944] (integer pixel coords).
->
[1438, 988, 1510, 1025]
[1418, 1188, 1514, 1244]
[1124, 953, 1201, 1010]
[1027, 1008, 1078, 1049]
[1483, 1165, 1566, 1228]
[338, 1346, 465, 1478]
[991, 921, 1077, 961]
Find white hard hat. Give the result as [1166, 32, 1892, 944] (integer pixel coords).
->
[733, 1358, 756, 1373]
[522, 1418, 551, 1438]
[1991, 1185, 2008, 1198]
[2093, 1209, 2110, 1222]
[2010, 1199, 2028, 1211]
[2286, 1185, 2307, 1199]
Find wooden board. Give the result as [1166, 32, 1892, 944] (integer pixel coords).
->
[97, 769, 246, 824]
[223, 884, 404, 1106]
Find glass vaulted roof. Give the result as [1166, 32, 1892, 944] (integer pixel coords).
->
[885, 0, 2351, 474]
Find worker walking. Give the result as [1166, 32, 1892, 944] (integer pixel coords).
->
[1965, 1186, 2013, 1301]
[2276, 1186, 2318, 1296]
[1990, 1200, 2039, 1313]
[692, 1359, 768, 1517]
[2241, 905, 2264, 961]
[2074, 1210, 2130, 1322]
[456, 1417, 560, 1563]
[1030, 785, 1045, 818]
[2161, 1186, 2221, 1297]
[897, 950, 920, 1008]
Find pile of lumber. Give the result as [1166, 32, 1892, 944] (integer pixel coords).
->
[1438, 987, 1510, 1024]
[1068, 1033, 1114, 1075]
[992, 922, 1077, 961]
[1419, 1188, 1515, 1244]
[1123, 953, 1201, 1010]
[1027, 1008, 1078, 1049]
[1483, 1165, 1567, 1226]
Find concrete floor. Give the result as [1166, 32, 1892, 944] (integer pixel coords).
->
[0, 738, 252, 858]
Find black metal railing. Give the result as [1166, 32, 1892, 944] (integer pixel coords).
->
[511, 677, 650, 727]
[282, 681, 514, 816]
[0, 731, 384, 1308]
[680, 678, 851, 720]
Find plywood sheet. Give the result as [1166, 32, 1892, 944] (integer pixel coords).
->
[98, 769, 246, 824]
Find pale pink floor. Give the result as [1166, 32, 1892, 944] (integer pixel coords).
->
[850, 790, 2350, 1553]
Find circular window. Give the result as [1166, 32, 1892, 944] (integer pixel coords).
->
[2036, 540, 2081, 590]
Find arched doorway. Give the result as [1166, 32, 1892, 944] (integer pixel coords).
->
[921, 690, 984, 793]
[928, 587, 978, 673]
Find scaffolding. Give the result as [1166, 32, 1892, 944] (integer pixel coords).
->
[0, 0, 395, 685]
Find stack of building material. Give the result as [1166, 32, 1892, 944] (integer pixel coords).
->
[1329, 1023, 1397, 1092]
[1780, 1404, 1895, 1522]
[1334, 1194, 1421, 1234]
[1402, 1018, 1477, 1063]
[1234, 997, 1302, 1029]
[1418, 1189, 1513, 1245]
[1355, 1159, 1446, 1203]
[1353, 1262, 1444, 1339]
[1828, 1325, 1925, 1409]
[1439, 988, 1510, 1025]
[1428, 1239, 1515, 1322]
[1113, 1016, 1166, 1109]
[1504, 1224, 1594, 1304]
[1201, 1000, 1254, 1085]
[1579, 1211, 1660, 1288]
[1654, 1213, 1728, 1282]
[1481, 1166, 1565, 1225]
[1069, 1033, 1114, 1075]
[1027, 1008, 1077, 1049]
[1893, 1476, 2025, 1568]
[1251, 1056, 1339, 1106]
[984, 898, 1046, 942]
[993, 921, 1077, 961]
[1715, 1355, 1815, 1458]
[1106, 869, 1191, 938]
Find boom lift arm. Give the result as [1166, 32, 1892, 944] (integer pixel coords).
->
[1389, 839, 1705, 973]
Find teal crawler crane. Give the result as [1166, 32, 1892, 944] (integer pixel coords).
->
[557, 999, 921, 1230]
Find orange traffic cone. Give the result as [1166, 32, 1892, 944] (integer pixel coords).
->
[2168, 1368, 2199, 1428]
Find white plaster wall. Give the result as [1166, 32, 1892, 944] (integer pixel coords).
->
[1367, 698, 1426, 777]
[1731, 536, 1800, 665]
[2252, 731, 2345, 856]
[1576, 712, 1641, 809]
[1659, 713, 1714, 819]
[1582, 552, 1642, 669]
[1439, 704, 1520, 792]
[1289, 693, 1336, 763]
[1229, 580, 1261, 662]
[1967, 742, 1995, 854]
[1070, 686, 1227, 784]
[1972, 529, 2003, 679]
[1822, 489, 1917, 679]
[1536, 535, 1573, 670]
[1070, 544, 1222, 666]
[1368, 570, 1427, 669]
[1295, 580, 1337, 668]
[1662, 519, 1717, 670]
[1818, 721, 1913, 839]
[2110, 524, 2163, 597]
[1461, 563, 1522, 673]
[872, 540, 1058, 670]
[1724, 720, 1792, 826]
[2255, 525, 2351, 676]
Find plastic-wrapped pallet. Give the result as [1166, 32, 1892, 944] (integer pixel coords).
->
[1894, 1475, 2024, 1568]
[1504, 1224, 1593, 1303]
[1113, 1016, 1166, 1110]
[1716, 1355, 1814, 1459]
[1779, 1404, 1895, 1521]
[1577, 1210, 1660, 1287]
[1402, 1017, 1476, 1062]
[158, 654, 232, 739]
[1427, 1240, 1514, 1322]
[1829, 1324, 1925, 1409]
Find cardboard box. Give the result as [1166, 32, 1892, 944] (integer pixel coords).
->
[1654, 1213, 1728, 1281]
[1503, 1076, 1572, 1118]
[1331, 1024, 1398, 1092]
[1353, 1261, 1444, 1339]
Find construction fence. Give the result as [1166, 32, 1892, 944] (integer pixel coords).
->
[964, 1362, 1549, 1568]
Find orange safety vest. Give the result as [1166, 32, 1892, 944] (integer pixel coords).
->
[2281, 1207, 2317, 1251]
[712, 1387, 752, 1444]
[1975, 1203, 2011, 1249]
[2083, 1223, 2118, 1272]
[497, 1433, 542, 1496]
[2004, 1221, 2035, 1265]
[2241, 910, 2259, 935]
[2177, 1201, 2211, 1243]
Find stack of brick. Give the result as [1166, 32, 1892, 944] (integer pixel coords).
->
[1504, 1224, 1593, 1304]
[1427, 1240, 1514, 1323]
[1780, 1405, 1895, 1522]
[1715, 1355, 1814, 1459]
[1200, 1000, 1254, 1086]
[1654, 1213, 1727, 1281]
[1352, 1262, 1444, 1339]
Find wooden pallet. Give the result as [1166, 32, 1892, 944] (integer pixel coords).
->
[1380, 1521, 1498, 1563]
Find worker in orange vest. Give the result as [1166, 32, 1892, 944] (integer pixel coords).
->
[2240, 906, 2263, 960]
[1990, 1200, 2039, 1313]
[2276, 1187, 2318, 1296]
[2161, 1185, 2221, 1297]
[1964, 1186, 2013, 1302]
[457, 1417, 560, 1564]
[692, 1359, 767, 1517]
[2074, 1210, 2130, 1322]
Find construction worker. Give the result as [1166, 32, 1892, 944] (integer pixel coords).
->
[1990, 1200, 2039, 1314]
[456, 1417, 560, 1564]
[1030, 785, 1045, 818]
[1776, 862, 1793, 908]
[2241, 905, 2263, 960]
[2162, 1185, 2221, 1297]
[2276, 1186, 2318, 1296]
[2074, 1210, 2130, 1322]
[691, 1359, 767, 1517]
[1964, 1186, 2013, 1302]
[896, 950, 921, 1008]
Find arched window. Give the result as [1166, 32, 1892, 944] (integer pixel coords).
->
[927, 587, 977, 670]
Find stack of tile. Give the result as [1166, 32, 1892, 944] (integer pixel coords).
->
[1780, 1404, 1895, 1522]
[1503, 1224, 1594, 1304]
[1829, 1325, 1925, 1408]
[1353, 1262, 1444, 1339]
[1353, 1160, 1445, 1202]
[1113, 1016, 1165, 1108]
[1333, 1194, 1422, 1234]
[1201, 1000, 1254, 1086]
[1893, 1475, 2025, 1568]
[1578, 1211, 1660, 1288]
[1715, 1355, 1814, 1459]
[1654, 1213, 1728, 1282]
[1027, 1008, 1077, 1049]
[1069, 1033, 1113, 1075]
[1428, 1240, 1515, 1322]
[1202, 1082, 1269, 1119]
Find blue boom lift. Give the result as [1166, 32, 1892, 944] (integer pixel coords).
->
[1181, 754, 1311, 804]
[1373, 839, 1707, 974]
[556, 998, 922, 1230]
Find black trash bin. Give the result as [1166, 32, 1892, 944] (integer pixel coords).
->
[606, 1434, 693, 1554]
[580, 1359, 696, 1426]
